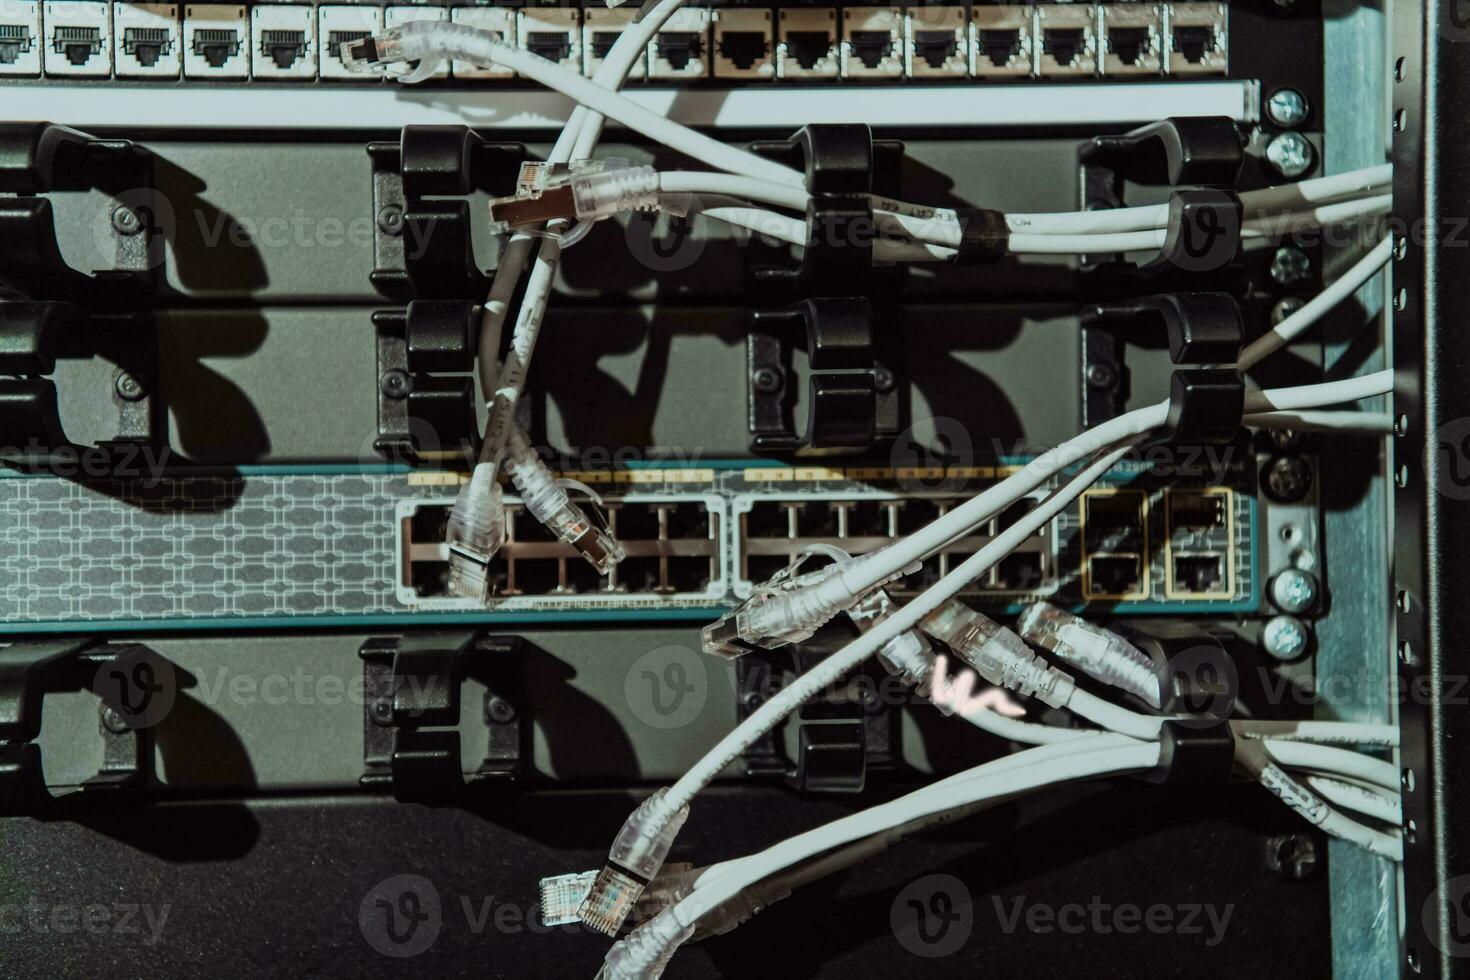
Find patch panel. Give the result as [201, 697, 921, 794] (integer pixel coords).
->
[42, 0, 109, 76]
[583, 5, 642, 80]
[971, 4, 1032, 78]
[0, 0, 41, 75]
[317, 3, 380, 80]
[905, 3, 966, 78]
[113, 2, 179, 76]
[384, 3, 445, 78]
[840, 6, 902, 79]
[396, 493, 727, 610]
[518, 5, 580, 76]
[249, 2, 312, 78]
[1165, 1, 1226, 76]
[648, 7, 709, 80]
[182, 3, 245, 77]
[450, 4, 512, 78]
[712, 5, 772, 79]
[1100, 2, 1160, 76]
[776, 6, 837, 80]
[1034, 2, 1096, 77]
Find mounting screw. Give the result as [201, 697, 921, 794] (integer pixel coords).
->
[1265, 833, 1319, 879]
[1265, 88, 1310, 129]
[751, 366, 783, 394]
[1262, 615, 1310, 661]
[1269, 247, 1312, 288]
[1269, 296, 1305, 326]
[1086, 363, 1117, 388]
[379, 369, 411, 399]
[485, 695, 516, 725]
[99, 703, 130, 734]
[114, 372, 146, 402]
[1270, 568, 1319, 614]
[1265, 132, 1316, 180]
[873, 366, 895, 393]
[1262, 454, 1312, 503]
[377, 204, 405, 236]
[111, 205, 143, 236]
[369, 697, 394, 726]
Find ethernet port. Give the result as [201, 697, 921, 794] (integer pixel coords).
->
[411, 560, 451, 598]
[718, 30, 766, 70]
[511, 505, 557, 543]
[668, 556, 712, 593]
[617, 557, 662, 593]
[123, 27, 170, 66]
[525, 30, 572, 64]
[0, 24, 31, 65]
[56, 26, 102, 65]
[897, 498, 942, 535]
[1168, 491, 1226, 530]
[741, 502, 792, 539]
[408, 504, 450, 542]
[787, 31, 831, 70]
[1087, 555, 1143, 597]
[1172, 25, 1212, 64]
[978, 29, 1021, 69]
[327, 29, 369, 59]
[564, 557, 606, 594]
[662, 502, 710, 539]
[847, 30, 891, 69]
[913, 30, 957, 70]
[844, 500, 891, 539]
[513, 558, 562, 595]
[260, 29, 305, 68]
[996, 552, 1045, 591]
[1042, 28, 1084, 68]
[655, 31, 703, 70]
[1108, 27, 1150, 66]
[794, 500, 837, 537]
[1173, 553, 1226, 594]
[1166, 3, 1226, 75]
[610, 502, 660, 540]
[744, 554, 790, 584]
[192, 28, 239, 67]
[590, 30, 619, 61]
[1083, 491, 1144, 553]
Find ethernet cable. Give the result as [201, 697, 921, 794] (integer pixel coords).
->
[581, 372, 1396, 934]
[1243, 410, 1395, 434]
[1238, 237, 1393, 369]
[445, 0, 692, 596]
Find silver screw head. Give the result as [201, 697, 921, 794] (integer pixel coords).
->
[1269, 246, 1312, 287]
[1265, 132, 1315, 179]
[1270, 569, 1319, 614]
[1262, 615, 1310, 661]
[1266, 89, 1310, 128]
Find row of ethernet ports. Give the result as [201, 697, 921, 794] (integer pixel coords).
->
[1, 1, 1226, 80]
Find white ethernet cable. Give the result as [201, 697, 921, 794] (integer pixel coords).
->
[1238, 237, 1393, 370]
[580, 371, 1397, 935]
[1244, 410, 1396, 435]
[599, 735, 1164, 979]
[343, 22, 803, 188]
[444, 1, 691, 596]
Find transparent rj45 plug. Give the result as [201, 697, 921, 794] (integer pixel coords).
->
[445, 463, 506, 602]
[1018, 602, 1162, 708]
[579, 788, 690, 937]
[921, 602, 1074, 709]
[504, 430, 624, 574]
[489, 162, 660, 233]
